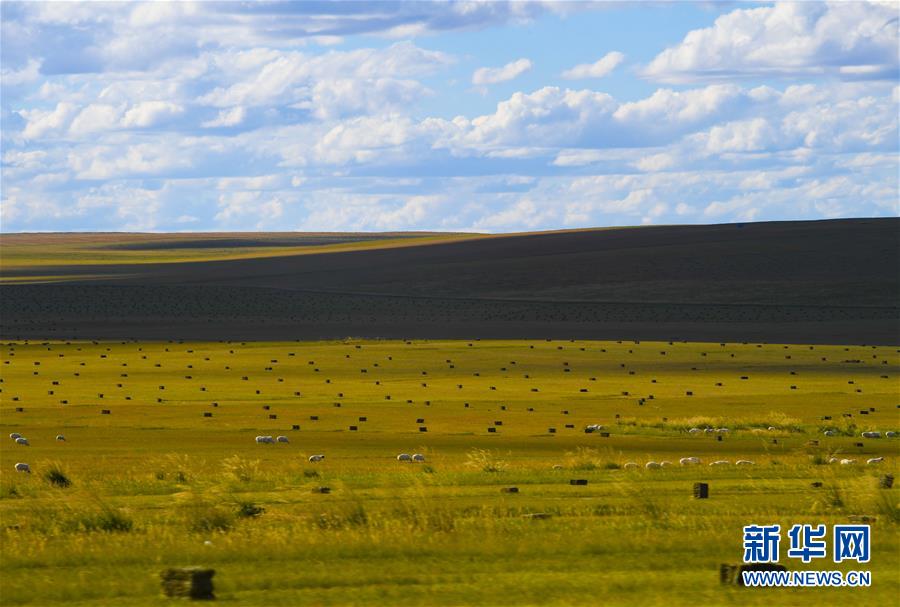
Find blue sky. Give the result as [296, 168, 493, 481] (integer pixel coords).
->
[1, 1, 898, 233]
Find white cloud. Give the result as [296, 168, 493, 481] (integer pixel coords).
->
[634, 153, 675, 172]
[20, 102, 79, 139]
[1, 58, 42, 86]
[561, 52, 624, 80]
[552, 149, 608, 167]
[202, 106, 246, 128]
[121, 101, 184, 128]
[68, 141, 191, 180]
[472, 58, 532, 85]
[644, 1, 899, 83]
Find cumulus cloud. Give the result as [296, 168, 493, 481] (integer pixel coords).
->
[202, 106, 246, 128]
[644, 1, 900, 83]
[2, 2, 897, 233]
[472, 58, 533, 85]
[121, 101, 184, 128]
[561, 51, 624, 79]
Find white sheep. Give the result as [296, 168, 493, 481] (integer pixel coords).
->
[709, 460, 730, 466]
[886, 431, 898, 438]
[767, 426, 777, 432]
[660, 461, 672, 467]
[688, 428, 701, 434]
[623, 462, 639, 469]
[56, 435, 66, 441]
[704, 428, 715, 434]
[14, 463, 30, 473]
[412, 453, 426, 462]
[9, 432, 21, 440]
[645, 461, 661, 469]
[552, 464, 563, 470]
[839, 458, 856, 465]
[308, 454, 325, 462]
[679, 457, 700, 465]
[255, 435, 274, 444]
[15, 437, 29, 446]
[276, 435, 289, 443]
[396, 453, 412, 462]
[861, 431, 882, 439]
[716, 428, 730, 434]
[823, 430, 836, 436]
[735, 460, 755, 466]
[828, 457, 839, 464]
[866, 457, 884, 464]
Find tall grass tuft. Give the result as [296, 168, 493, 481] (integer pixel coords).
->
[43, 463, 72, 488]
[465, 448, 508, 473]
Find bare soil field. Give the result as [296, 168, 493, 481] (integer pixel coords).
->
[1, 219, 897, 344]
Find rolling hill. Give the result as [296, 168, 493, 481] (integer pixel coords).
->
[1, 218, 897, 344]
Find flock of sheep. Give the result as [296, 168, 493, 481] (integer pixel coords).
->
[253, 435, 425, 462]
[823, 430, 897, 438]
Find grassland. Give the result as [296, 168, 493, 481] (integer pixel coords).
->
[0, 232, 481, 271]
[1, 339, 898, 606]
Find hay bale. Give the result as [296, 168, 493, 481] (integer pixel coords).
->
[881, 475, 894, 489]
[570, 479, 588, 486]
[160, 567, 215, 600]
[693, 483, 709, 499]
[501, 487, 519, 493]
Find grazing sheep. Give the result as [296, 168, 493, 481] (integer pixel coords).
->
[716, 428, 730, 434]
[823, 430, 836, 436]
[703, 428, 715, 434]
[276, 435, 289, 443]
[396, 453, 412, 462]
[14, 463, 30, 473]
[866, 457, 884, 464]
[735, 460, 755, 466]
[828, 457, 839, 464]
[623, 462, 639, 469]
[886, 431, 898, 438]
[56, 435, 66, 441]
[767, 426, 777, 432]
[660, 461, 672, 467]
[645, 461, 661, 469]
[412, 453, 426, 462]
[688, 428, 701, 434]
[861, 431, 882, 439]
[839, 459, 856, 465]
[308, 454, 325, 462]
[15, 437, 29, 446]
[679, 457, 700, 465]
[709, 460, 730, 466]
[552, 464, 563, 470]
[255, 435, 274, 444]
[9, 433, 21, 440]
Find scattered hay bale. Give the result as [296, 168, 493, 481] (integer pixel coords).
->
[160, 567, 215, 600]
[501, 487, 519, 493]
[693, 483, 709, 499]
[881, 475, 894, 489]
[570, 479, 588, 486]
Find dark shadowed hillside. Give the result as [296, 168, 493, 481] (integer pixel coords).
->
[1, 219, 897, 344]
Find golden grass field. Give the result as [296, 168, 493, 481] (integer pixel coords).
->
[0, 338, 897, 605]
